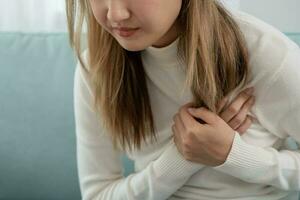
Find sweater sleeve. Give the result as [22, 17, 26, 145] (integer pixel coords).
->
[74, 62, 203, 200]
[213, 47, 300, 191]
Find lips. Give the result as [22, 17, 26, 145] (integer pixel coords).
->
[114, 27, 140, 37]
[117, 27, 139, 31]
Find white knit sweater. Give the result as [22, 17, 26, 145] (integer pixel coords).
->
[74, 10, 300, 200]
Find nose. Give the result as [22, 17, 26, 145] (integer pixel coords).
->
[107, 1, 130, 24]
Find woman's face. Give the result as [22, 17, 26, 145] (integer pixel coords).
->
[89, 0, 182, 51]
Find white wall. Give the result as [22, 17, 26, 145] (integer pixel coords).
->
[0, 0, 66, 32]
[239, 0, 300, 32]
[221, 0, 241, 10]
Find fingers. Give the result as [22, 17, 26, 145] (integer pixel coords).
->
[217, 96, 229, 113]
[172, 124, 179, 141]
[172, 119, 185, 155]
[178, 103, 199, 130]
[188, 107, 218, 125]
[219, 87, 254, 123]
[173, 113, 185, 133]
[236, 116, 253, 135]
[172, 124, 182, 151]
[227, 96, 255, 130]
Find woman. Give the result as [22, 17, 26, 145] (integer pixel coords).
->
[67, 0, 300, 199]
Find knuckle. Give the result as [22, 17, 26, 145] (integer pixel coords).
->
[228, 121, 236, 129]
[182, 137, 191, 147]
[186, 126, 198, 138]
[228, 106, 239, 114]
[185, 126, 195, 135]
[241, 90, 251, 98]
[186, 130, 196, 141]
[237, 117, 252, 134]
[182, 136, 194, 149]
[233, 117, 243, 125]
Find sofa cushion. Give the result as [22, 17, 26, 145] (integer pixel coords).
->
[0, 33, 80, 200]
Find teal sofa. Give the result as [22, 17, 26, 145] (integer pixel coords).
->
[0, 32, 299, 200]
[0, 32, 132, 200]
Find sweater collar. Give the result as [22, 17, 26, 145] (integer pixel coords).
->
[141, 37, 180, 65]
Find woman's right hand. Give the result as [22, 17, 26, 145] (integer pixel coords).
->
[217, 87, 255, 135]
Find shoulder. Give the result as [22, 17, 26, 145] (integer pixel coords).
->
[76, 49, 90, 72]
[229, 10, 299, 86]
[74, 49, 95, 97]
[75, 49, 90, 80]
[224, 10, 300, 104]
[231, 10, 298, 52]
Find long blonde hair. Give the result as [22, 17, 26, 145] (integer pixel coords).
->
[66, 0, 249, 151]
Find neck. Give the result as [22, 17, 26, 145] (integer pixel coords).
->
[152, 21, 180, 48]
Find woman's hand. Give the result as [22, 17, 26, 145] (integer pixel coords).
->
[172, 87, 255, 166]
[217, 87, 255, 134]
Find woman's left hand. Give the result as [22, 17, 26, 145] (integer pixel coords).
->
[172, 103, 235, 166]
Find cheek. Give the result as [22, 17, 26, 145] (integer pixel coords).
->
[135, 0, 182, 31]
[130, 2, 158, 31]
[89, 2, 108, 29]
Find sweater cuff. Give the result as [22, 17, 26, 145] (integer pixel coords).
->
[213, 132, 275, 182]
[153, 139, 203, 181]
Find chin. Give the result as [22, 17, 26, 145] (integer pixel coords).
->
[119, 42, 148, 52]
